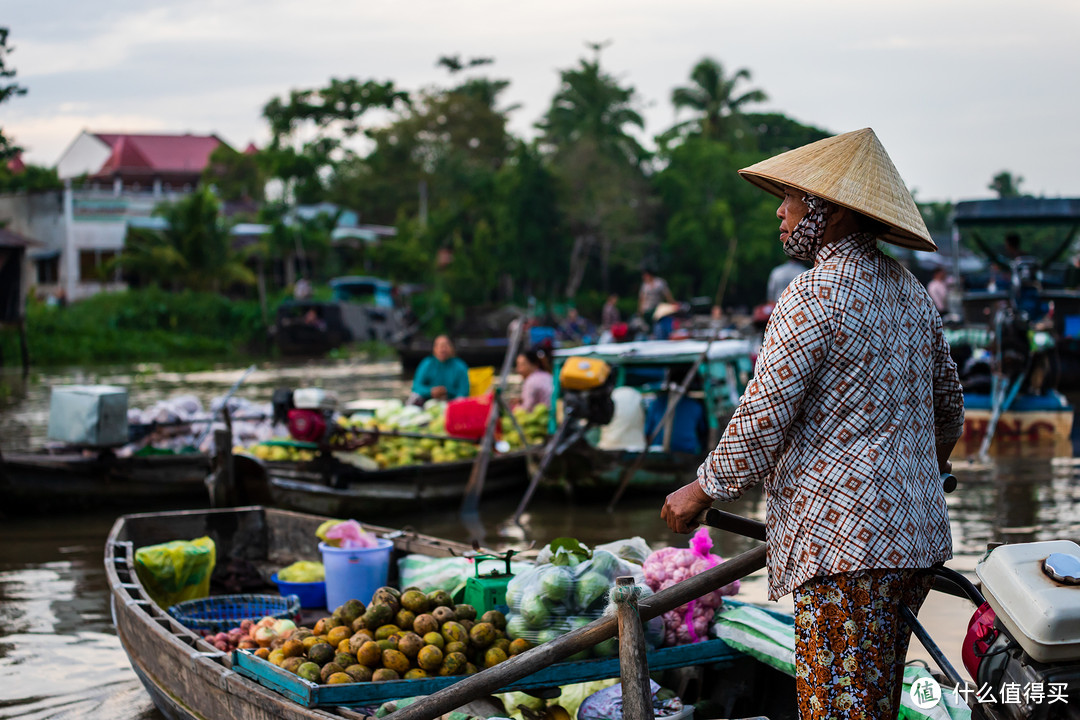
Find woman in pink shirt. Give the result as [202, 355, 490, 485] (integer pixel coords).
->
[515, 347, 553, 411]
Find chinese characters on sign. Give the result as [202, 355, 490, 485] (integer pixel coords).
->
[952, 682, 1068, 705]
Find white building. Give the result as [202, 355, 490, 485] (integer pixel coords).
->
[0, 131, 227, 300]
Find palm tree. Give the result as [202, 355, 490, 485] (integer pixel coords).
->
[537, 43, 646, 167]
[112, 186, 255, 291]
[668, 58, 767, 146]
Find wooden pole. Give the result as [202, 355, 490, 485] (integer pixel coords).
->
[614, 576, 654, 720]
[510, 413, 576, 524]
[495, 393, 539, 460]
[606, 345, 711, 512]
[211, 428, 235, 507]
[385, 544, 767, 720]
[461, 319, 524, 514]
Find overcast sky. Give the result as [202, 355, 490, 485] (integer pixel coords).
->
[3, 0, 1078, 202]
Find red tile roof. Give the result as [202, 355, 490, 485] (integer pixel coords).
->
[92, 133, 226, 176]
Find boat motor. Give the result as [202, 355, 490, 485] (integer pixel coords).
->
[963, 541, 1080, 720]
[284, 388, 338, 444]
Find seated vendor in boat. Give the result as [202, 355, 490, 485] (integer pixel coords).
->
[409, 335, 471, 404]
[515, 346, 554, 411]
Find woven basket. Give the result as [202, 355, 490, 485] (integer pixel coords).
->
[167, 593, 301, 634]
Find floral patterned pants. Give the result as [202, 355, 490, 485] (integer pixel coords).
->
[793, 568, 933, 720]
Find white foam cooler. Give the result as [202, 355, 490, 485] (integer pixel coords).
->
[47, 385, 129, 446]
[976, 540, 1080, 662]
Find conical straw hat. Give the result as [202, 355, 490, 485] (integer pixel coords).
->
[738, 128, 936, 252]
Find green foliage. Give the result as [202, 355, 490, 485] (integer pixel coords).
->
[740, 112, 832, 154]
[989, 170, 1025, 198]
[654, 137, 784, 306]
[538, 43, 647, 167]
[492, 142, 569, 300]
[0, 163, 62, 193]
[537, 44, 654, 298]
[3, 288, 267, 367]
[0, 27, 27, 162]
[665, 58, 767, 147]
[203, 144, 265, 203]
[112, 187, 255, 291]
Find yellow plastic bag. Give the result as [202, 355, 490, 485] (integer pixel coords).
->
[134, 536, 216, 609]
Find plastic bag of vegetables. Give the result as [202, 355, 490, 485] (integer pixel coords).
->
[643, 527, 739, 646]
[505, 538, 663, 659]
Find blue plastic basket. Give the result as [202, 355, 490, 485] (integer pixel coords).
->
[167, 593, 301, 634]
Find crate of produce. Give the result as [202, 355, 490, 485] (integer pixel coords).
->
[168, 593, 301, 634]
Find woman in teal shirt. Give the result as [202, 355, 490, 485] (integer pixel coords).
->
[411, 335, 471, 402]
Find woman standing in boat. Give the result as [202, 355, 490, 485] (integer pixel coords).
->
[661, 128, 964, 720]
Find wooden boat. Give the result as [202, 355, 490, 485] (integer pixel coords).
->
[957, 391, 1074, 457]
[0, 447, 211, 513]
[547, 339, 754, 493]
[212, 451, 531, 516]
[106, 505, 798, 720]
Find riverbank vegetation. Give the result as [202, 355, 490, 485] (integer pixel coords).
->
[2, 288, 268, 367]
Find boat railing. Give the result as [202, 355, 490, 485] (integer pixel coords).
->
[106, 535, 231, 664]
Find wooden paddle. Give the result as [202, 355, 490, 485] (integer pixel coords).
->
[461, 318, 525, 515]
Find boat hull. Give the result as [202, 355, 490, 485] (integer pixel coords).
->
[1, 451, 211, 513]
[229, 452, 530, 515]
[959, 392, 1075, 456]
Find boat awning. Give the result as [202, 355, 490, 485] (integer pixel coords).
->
[954, 198, 1080, 226]
[554, 339, 754, 365]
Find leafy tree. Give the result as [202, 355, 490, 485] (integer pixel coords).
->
[0, 27, 26, 163]
[261, 78, 410, 202]
[740, 112, 831, 154]
[666, 58, 767, 147]
[0, 163, 62, 193]
[202, 144, 265, 203]
[111, 187, 255, 291]
[537, 42, 647, 167]
[654, 137, 782, 306]
[919, 201, 954, 234]
[538, 44, 653, 297]
[989, 170, 1024, 198]
[492, 141, 570, 300]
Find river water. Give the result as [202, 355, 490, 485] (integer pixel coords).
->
[2, 359, 1079, 718]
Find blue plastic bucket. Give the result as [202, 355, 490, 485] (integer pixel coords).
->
[270, 574, 327, 609]
[318, 539, 393, 610]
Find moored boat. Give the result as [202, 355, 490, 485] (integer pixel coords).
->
[217, 451, 531, 516]
[0, 448, 211, 513]
[546, 339, 754, 495]
[105, 505, 798, 720]
[957, 391, 1074, 457]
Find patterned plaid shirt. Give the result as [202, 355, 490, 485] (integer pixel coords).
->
[698, 233, 964, 600]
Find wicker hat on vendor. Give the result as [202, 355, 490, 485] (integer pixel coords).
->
[738, 128, 935, 252]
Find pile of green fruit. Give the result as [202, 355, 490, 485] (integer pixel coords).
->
[249, 586, 531, 684]
[501, 405, 549, 449]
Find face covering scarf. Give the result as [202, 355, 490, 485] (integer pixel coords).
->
[783, 193, 828, 262]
